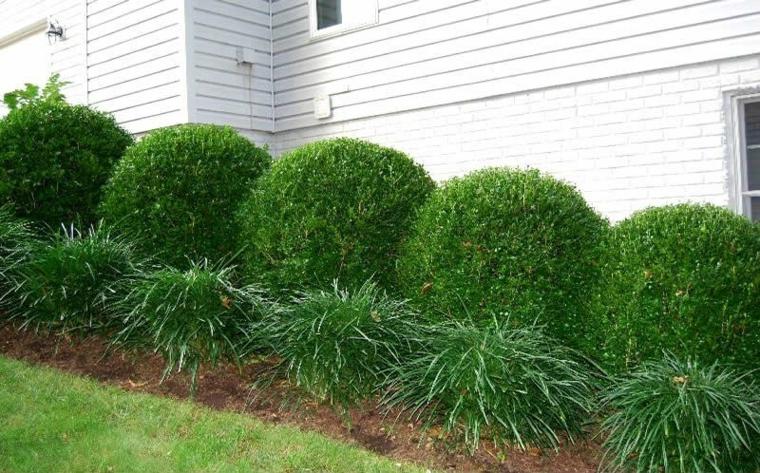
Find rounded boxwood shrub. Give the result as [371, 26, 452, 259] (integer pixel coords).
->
[593, 204, 760, 371]
[397, 167, 607, 346]
[13, 225, 142, 333]
[100, 124, 271, 267]
[0, 101, 133, 227]
[238, 138, 435, 292]
[600, 354, 760, 473]
[113, 261, 269, 393]
[383, 320, 599, 453]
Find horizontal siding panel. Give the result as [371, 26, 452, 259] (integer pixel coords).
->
[86, 0, 183, 133]
[189, 0, 274, 133]
[272, 0, 760, 131]
[110, 95, 182, 124]
[91, 82, 180, 113]
[87, 9, 179, 53]
[195, 81, 272, 108]
[195, 109, 273, 131]
[277, 33, 760, 130]
[274, 0, 735, 91]
[88, 0, 165, 28]
[119, 109, 186, 133]
[193, 8, 270, 40]
[277, 9, 760, 110]
[88, 39, 180, 77]
[89, 53, 180, 90]
[89, 68, 180, 102]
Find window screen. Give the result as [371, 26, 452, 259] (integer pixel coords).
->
[317, 0, 342, 30]
[745, 102, 760, 192]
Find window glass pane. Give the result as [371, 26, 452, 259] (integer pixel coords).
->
[746, 102, 760, 147]
[747, 148, 760, 191]
[752, 197, 760, 223]
[317, 0, 341, 29]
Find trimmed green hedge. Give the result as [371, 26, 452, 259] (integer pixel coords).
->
[100, 125, 271, 267]
[593, 204, 760, 371]
[398, 167, 607, 347]
[238, 138, 435, 291]
[0, 102, 132, 227]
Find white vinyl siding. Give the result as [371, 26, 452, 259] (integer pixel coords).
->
[271, 0, 760, 132]
[86, 0, 185, 133]
[187, 0, 274, 133]
[0, 0, 85, 112]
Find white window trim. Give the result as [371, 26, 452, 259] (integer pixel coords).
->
[729, 91, 760, 220]
[308, 0, 378, 40]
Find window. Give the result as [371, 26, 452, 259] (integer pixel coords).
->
[736, 98, 760, 222]
[309, 0, 377, 38]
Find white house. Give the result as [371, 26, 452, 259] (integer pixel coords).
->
[1, 0, 759, 222]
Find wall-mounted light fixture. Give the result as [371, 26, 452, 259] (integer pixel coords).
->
[46, 20, 64, 44]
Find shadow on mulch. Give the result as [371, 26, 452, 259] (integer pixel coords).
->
[0, 325, 600, 473]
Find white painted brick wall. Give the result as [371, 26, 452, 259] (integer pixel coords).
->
[271, 55, 760, 222]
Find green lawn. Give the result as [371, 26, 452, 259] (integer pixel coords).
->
[0, 356, 428, 473]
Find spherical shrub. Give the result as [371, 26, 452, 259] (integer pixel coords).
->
[397, 167, 607, 346]
[253, 280, 419, 408]
[100, 124, 271, 267]
[238, 138, 435, 292]
[13, 225, 142, 333]
[0, 101, 133, 227]
[600, 354, 760, 473]
[113, 261, 269, 393]
[383, 320, 599, 453]
[594, 204, 760, 371]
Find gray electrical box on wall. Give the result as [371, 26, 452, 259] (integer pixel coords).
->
[314, 94, 332, 119]
[235, 47, 255, 65]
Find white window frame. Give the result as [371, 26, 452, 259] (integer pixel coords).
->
[308, 0, 378, 40]
[729, 91, 760, 221]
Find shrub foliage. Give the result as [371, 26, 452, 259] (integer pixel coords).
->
[100, 124, 271, 267]
[593, 204, 760, 371]
[600, 354, 760, 473]
[253, 280, 419, 408]
[383, 320, 599, 453]
[0, 101, 133, 227]
[113, 261, 268, 392]
[13, 225, 141, 333]
[238, 138, 435, 291]
[398, 167, 607, 345]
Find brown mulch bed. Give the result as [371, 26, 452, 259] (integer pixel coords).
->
[0, 325, 601, 473]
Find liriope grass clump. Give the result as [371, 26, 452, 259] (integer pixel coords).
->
[13, 225, 142, 333]
[0, 205, 35, 303]
[383, 320, 599, 453]
[600, 354, 760, 473]
[113, 261, 270, 393]
[253, 280, 420, 409]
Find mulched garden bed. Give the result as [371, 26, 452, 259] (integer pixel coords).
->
[0, 325, 600, 473]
